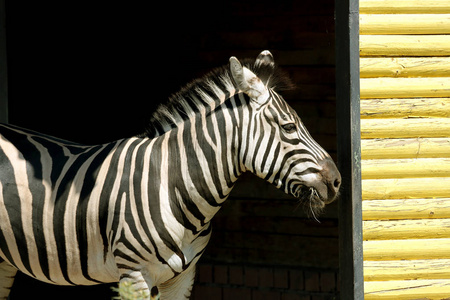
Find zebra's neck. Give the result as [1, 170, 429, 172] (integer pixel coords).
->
[154, 97, 245, 229]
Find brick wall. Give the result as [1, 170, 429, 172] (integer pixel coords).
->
[204, 193, 339, 268]
[192, 263, 338, 300]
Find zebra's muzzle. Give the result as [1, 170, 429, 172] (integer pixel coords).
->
[318, 157, 341, 203]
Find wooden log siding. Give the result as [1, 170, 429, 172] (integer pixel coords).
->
[360, 77, 450, 99]
[364, 239, 450, 261]
[360, 1, 450, 299]
[362, 158, 450, 179]
[360, 0, 450, 14]
[363, 219, 450, 240]
[364, 280, 450, 300]
[361, 98, 450, 118]
[363, 198, 450, 220]
[362, 178, 450, 200]
[361, 138, 450, 159]
[360, 57, 450, 78]
[361, 118, 450, 139]
[360, 35, 450, 57]
[360, 14, 450, 35]
[364, 259, 450, 281]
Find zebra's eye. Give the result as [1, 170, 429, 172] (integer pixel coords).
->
[281, 123, 297, 133]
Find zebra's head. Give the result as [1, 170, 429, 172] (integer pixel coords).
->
[230, 51, 341, 215]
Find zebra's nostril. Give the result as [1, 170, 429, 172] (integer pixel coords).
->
[333, 178, 341, 189]
[319, 157, 341, 194]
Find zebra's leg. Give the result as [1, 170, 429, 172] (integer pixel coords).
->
[0, 260, 17, 300]
[159, 265, 196, 300]
[119, 270, 163, 300]
[119, 270, 152, 300]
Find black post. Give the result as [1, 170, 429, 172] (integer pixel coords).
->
[0, 0, 7, 124]
[335, 0, 363, 298]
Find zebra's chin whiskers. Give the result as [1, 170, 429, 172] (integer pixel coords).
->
[308, 188, 325, 223]
[294, 187, 325, 223]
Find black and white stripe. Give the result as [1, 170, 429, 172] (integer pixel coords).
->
[0, 51, 340, 299]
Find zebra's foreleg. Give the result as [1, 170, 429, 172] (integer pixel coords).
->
[159, 265, 196, 300]
[119, 270, 155, 300]
[0, 260, 17, 300]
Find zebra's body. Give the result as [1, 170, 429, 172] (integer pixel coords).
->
[0, 51, 340, 299]
[0, 123, 213, 297]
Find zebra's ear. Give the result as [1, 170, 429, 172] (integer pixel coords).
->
[229, 57, 250, 92]
[255, 50, 275, 70]
[229, 56, 270, 105]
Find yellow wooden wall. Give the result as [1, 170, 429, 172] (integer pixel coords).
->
[360, 0, 450, 298]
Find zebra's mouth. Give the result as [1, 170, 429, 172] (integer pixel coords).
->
[294, 186, 324, 205]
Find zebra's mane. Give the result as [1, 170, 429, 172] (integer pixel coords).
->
[141, 58, 293, 138]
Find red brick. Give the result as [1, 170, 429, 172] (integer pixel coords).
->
[229, 266, 244, 285]
[274, 268, 289, 289]
[197, 264, 213, 283]
[281, 294, 310, 300]
[214, 265, 228, 284]
[252, 290, 281, 300]
[320, 272, 336, 292]
[289, 270, 304, 290]
[245, 267, 259, 287]
[259, 268, 274, 287]
[192, 285, 222, 300]
[304, 271, 320, 292]
[223, 287, 252, 300]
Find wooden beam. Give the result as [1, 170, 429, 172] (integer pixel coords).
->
[364, 238, 450, 260]
[335, 0, 363, 297]
[362, 158, 450, 179]
[362, 198, 450, 220]
[360, 57, 450, 78]
[361, 118, 450, 139]
[360, 0, 450, 14]
[361, 138, 450, 159]
[364, 259, 450, 281]
[363, 219, 450, 240]
[360, 77, 450, 99]
[361, 98, 450, 118]
[360, 35, 450, 57]
[360, 14, 450, 35]
[362, 177, 450, 200]
[364, 279, 450, 300]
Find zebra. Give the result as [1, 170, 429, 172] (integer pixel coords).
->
[0, 50, 341, 300]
